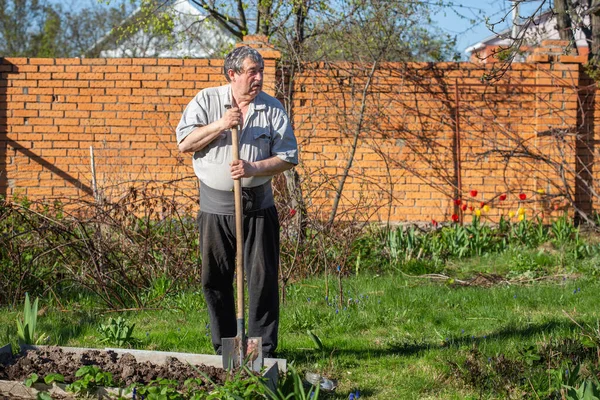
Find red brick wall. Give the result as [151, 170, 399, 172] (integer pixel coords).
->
[0, 38, 594, 223]
[292, 49, 584, 223]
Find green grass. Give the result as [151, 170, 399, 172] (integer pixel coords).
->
[1, 272, 600, 399]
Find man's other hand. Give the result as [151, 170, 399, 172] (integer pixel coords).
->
[230, 159, 257, 179]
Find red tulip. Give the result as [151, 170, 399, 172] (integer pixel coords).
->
[451, 214, 459, 222]
[289, 209, 297, 217]
[432, 219, 438, 227]
[468, 206, 474, 211]
[480, 202, 486, 208]
[454, 199, 462, 206]
[470, 190, 478, 197]
[461, 204, 468, 211]
[519, 193, 527, 201]
[499, 194, 507, 201]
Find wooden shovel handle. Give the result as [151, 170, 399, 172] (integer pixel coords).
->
[231, 125, 244, 320]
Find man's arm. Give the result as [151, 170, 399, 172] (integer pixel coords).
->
[178, 107, 241, 153]
[230, 157, 295, 180]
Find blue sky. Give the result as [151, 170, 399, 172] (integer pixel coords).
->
[434, 0, 549, 57]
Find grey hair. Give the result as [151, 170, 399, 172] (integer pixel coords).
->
[223, 46, 264, 82]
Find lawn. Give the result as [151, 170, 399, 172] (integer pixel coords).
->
[3, 200, 600, 398]
[2, 269, 599, 399]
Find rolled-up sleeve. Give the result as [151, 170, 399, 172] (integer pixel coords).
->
[270, 108, 298, 165]
[176, 92, 209, 145]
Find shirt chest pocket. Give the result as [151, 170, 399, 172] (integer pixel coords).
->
[253, 130, 272, 159]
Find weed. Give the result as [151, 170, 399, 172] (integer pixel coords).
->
[24, 373, 40, 388]
[563, 377, 600, 400]
[66, 365, 114, 395]
[97, 316, 139, 348]
[263, 364, 321, 400]
[44, 373, 65, 384]
[552, 214, 578, 248]
[130, 378, 182, 399]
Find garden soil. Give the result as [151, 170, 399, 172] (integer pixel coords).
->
[0, 346, 237, 390]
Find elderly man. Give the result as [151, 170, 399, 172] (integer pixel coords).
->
[176, 46, 298, 358]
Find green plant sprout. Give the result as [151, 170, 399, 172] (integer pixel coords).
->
[16, 293, 47, 345]
[66, 365, 114, 395]
[97, 316, 139, 347]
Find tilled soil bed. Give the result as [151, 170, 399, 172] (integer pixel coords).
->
[0, 346, 238, 391]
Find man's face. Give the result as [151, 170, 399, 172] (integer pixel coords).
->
[230, 58, 263, 99]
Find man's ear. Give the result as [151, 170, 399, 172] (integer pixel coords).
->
[227, 69, 236, 82]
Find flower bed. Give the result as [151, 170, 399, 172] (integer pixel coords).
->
[0, 345, 281, 399]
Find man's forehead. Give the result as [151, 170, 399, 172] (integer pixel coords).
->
[242, 58, 263, 69]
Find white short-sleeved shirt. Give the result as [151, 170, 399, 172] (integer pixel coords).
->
[176, 85, 298, 191]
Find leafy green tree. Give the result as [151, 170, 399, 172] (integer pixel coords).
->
[0, 0, 135, 57]
[291, 0, 457, 62]
[124, 0, 456, 61]
[33, 6, 64, 57]
[64, 2, 135, 58]
[0, 0, 47, 56]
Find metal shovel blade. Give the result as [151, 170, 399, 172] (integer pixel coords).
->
[222, 336, 262, 371]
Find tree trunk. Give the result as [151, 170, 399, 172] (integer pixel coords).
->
[256, 0, 273, 36]
[554, 0, 576, 43]
[592, 0, 600, 59]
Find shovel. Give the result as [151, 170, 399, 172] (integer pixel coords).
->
[222, 115, 263, 372]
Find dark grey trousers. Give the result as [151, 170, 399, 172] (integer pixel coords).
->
[198, 206, 280, 355]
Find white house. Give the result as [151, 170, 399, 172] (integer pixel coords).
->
[87, 0, 236, 58]
[465, 9, 589, 63]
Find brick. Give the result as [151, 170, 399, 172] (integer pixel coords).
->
[183, 59, 210, 66]
[38, 80, 64, 88]
[81, 59, 107, 65]
[79, 73, 105, 80]
[65, 66, 92, 73]
[54, 58, 82, 65]
[131, 73, 156, 80]
[65, 111, 90, 118]
[104, 103, 130, 111]
[77, 103, 103, 111]
[91, 96, 117, 103]
[132, 59, 158, 66]
[26, 73, 52, 80]
[38, 110, 64, 118]
[117, 96, 143, 103]
[52, 72, 78, 80]
[116, 80, 141, 88]
[13, 110, 38, 117]
[64, 80, 90, 88]
[107, 59, 133, 65]
[117, 65, 143, 73]
[559, 55, 587, 63]
[29, 59, 55, 65]
[158, 59, 183, 66]
[53, 118, 80, 126]
[90, 80, 116, 88]
[93, 66, 118, 73]
[105, 73, 131, 80]
[142, 81, 167, 88]
[132, 89, 158, 96]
